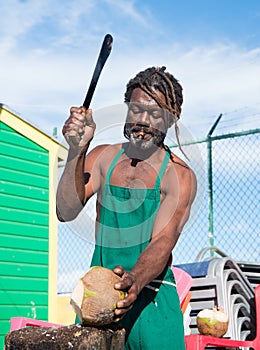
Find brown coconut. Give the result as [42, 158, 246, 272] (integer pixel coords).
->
[197, 306, 229, 337]
[70, 266, 125, 326]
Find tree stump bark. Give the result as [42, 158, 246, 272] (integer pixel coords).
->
[5, 324, 125, 350]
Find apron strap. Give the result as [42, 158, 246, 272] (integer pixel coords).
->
[154, 149, 170, 189]
[106, 147, 124, 185]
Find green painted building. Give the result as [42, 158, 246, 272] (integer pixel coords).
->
[0, 105, 67, 348]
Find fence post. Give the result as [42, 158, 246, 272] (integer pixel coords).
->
[207, 114, 222, 256]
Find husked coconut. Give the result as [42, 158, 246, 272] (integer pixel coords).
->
[70, 266, 125, 326]
[197, 306, 229, 337]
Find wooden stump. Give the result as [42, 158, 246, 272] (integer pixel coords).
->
[5, 324, 125, 350]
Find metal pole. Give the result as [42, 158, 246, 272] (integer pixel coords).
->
[207, 114, 223, 256]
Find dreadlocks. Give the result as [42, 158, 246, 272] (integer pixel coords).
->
[124, 66, 187, 158]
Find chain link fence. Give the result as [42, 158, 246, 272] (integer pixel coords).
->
[211, 131, 259, 261]
[173, 128, 260, 265]
[58, 127, 259, 293]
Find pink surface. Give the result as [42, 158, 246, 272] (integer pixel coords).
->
[10, 317, 63, 331]
[171, 266, 193, 303]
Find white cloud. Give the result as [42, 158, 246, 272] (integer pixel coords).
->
[105, 0, 151, 28]
[0, 1, 45, 52]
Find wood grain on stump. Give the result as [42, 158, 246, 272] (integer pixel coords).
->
[5, 324, 125, 350]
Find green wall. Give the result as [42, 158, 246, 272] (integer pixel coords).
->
[0, 122, 49, 348]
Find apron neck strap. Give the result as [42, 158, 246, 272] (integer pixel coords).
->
[154, 149, 170, 189]
[106, 148, 124, 184]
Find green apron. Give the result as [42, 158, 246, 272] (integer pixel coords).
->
[90, 147, 185, 350]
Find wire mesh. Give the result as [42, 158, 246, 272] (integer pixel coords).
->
[212, 133, 260, 261]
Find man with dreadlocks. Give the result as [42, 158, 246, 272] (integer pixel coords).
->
[57, 66, 196, 349]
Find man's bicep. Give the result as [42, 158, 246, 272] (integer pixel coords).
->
[152, 168, 197, 239]
[168, 167, 197, 232]
[152, 195, 186, 240]
[83, 145, 108, 202]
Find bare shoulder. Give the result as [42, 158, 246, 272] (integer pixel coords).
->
[164, 151, 197, 199]
[170, 152, 196, 178]
[85, 143, 123, 169]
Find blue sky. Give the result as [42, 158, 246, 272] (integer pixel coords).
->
[0, 0, 259, 141]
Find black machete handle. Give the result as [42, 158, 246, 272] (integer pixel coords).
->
[83, 34, 113, 109]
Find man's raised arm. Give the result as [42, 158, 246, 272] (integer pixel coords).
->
[56, 106, 96, 222]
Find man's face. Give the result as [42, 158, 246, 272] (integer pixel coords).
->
[124, 87, 169, 150]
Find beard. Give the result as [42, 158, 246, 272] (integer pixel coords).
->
[123, 123, 166, 150]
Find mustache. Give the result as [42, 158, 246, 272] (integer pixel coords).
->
[129, 123, 155, 136]
[124, 122, 166, 145]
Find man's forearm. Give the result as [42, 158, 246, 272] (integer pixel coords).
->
[129, 234, 179, 294]
[56, 147, 87, 221]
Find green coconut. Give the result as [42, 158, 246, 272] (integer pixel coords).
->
[197, 306, 229, 337]
[70, 266, 125, 326]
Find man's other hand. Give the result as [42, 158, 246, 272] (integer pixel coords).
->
[113, 265, 139, 322]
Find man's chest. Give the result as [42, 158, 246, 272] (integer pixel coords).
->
[109, 158, 164, 189]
